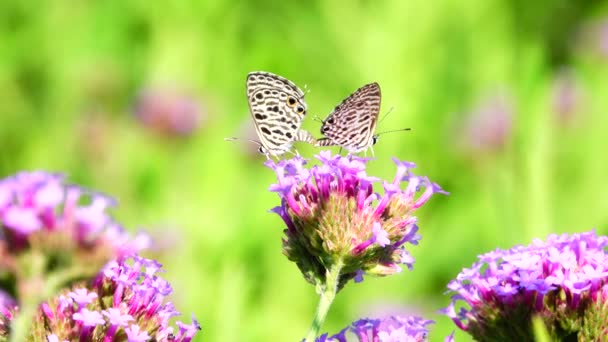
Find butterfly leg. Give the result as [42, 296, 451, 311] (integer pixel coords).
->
[284, 148, 299, 157]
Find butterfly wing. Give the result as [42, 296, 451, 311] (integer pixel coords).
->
[246, 71, 313, 156]
[318, 82, 381, 153]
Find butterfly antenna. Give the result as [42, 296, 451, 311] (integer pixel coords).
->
[312, 114, 324, 123]
[304, 84, 312, 95]
[378, 106, 395, 125]
[374, 128, 412, 137]
[224, 137, 263, 147]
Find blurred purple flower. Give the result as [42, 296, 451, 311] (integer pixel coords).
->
[0, 290, 16, 337]
[32, 255, 201, 341]
[267, 151, 447, 288]
[0, 171, 151, 340]
[134, 87, 204, 138]
[597, 21, 608, 58]
[458, 92, 513, 154]
[0, 171, 149, 255]
[575, 18, 608, 61]
[443, 230, 608, 340]
[551, 69, 584, 126]
[315, 315, 434, 341]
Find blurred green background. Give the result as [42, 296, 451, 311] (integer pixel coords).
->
[2, 1, 608, 341]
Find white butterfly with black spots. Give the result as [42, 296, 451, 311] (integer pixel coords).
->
[243, 71, 315, 158]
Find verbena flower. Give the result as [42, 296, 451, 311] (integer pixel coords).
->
[0, 171, 149, 255]
[134, 87, 203, 138]
[443, 230, 608, 341]
[0, 171, 150, 339]
[30, 255, 200, 341]
[315, 315, 434, 341]
[0, 290, 16, 338]
[551, 69, 584, 126]
[458, 92, 513, 155]
[266, 151, 447, 289]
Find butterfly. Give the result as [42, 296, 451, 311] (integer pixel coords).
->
[227, 71, 315, 159]
[315, 82, 409, 155]
[315, 82, 382, 154]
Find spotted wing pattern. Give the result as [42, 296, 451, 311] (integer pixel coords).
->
[246, 71, 314, 157]
[315, 82, 381, 154]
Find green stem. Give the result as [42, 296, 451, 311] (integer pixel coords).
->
[304, 259, 343, 342]
[10, 252, 46, 342]
[9, 256, 92, 342]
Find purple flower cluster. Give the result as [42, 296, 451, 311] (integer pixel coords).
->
[134, 87, 203, 138]
[34, 255, 200, 341]
[443, 230, 608, 340]
[266, 151, 446, 287]
[315, 315, 434, 342]
[459, 92, 513, 154]
[0, 290, 16, 337]
[0, 171, 149, 254]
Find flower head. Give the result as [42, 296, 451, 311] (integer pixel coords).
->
[134, 86, 203, 138]
[267, 152, 446, 289]
[0, 171, 150, 321]
[0, 171, 149, 255]
[315, 315, 434, 341]
[443, 230, 608, 341]
[551, 68, 585, 126]
[458, 92, 513, 155]
[0, 290, 16, 338]
[30, 255, 201, 341]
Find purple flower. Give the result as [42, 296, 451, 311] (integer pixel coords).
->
[594, 19, 608, 59]
[30, 254, 201, 341]
[68, 288, 98, 309]
[316, 315, 434, 341]
[125, 324, 151, 342]
[267, 152, 446, 288]
[457, 92, 513, 155]
[551, 68, 584, 126]
[3, 206, 41, 234]
[102, 308, 133, 326]
[72, 308, 105, 326]
[175, 316, 202, 342]
[443, 230, 608, 341]
[0, 171, 149, 255]
[46, 335, 68, 342]
[0, 290, 16, 337]
[134, 86, 204, 138]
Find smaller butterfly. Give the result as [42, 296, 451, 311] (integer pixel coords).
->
[226, 71, 316, 159]
[315, 82, 410, 155]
